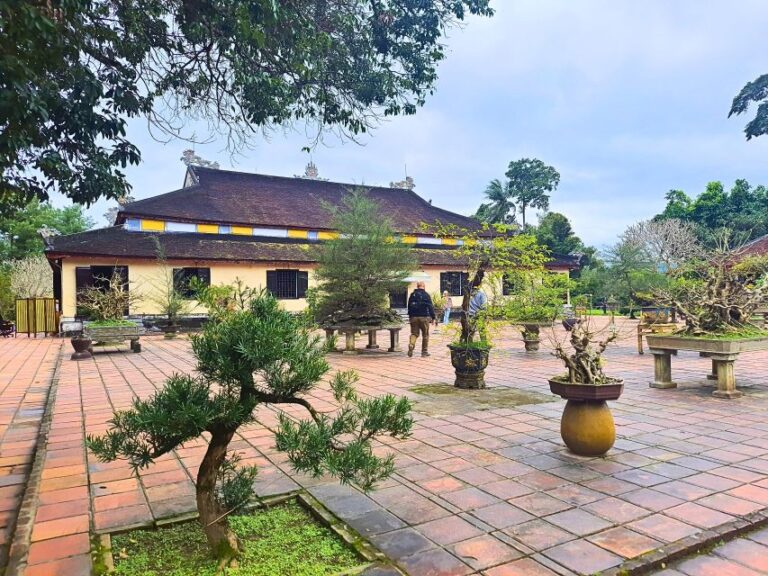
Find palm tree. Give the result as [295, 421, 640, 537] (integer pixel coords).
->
[474, 178, 516, 224]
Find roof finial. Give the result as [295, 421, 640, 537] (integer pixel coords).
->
[296, 159, 327, 180]
[181, 149, 220, 169]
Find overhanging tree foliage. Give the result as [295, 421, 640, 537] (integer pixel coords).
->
[1, 0, 493, 213]
[730, 73, 768, 140]
[314, 189, 417, 326]
[88, 290, 412, 568]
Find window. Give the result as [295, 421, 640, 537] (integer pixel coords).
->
[440, 272, 469, 297]
[173, 268, 211, 298]
[266, 270, 309, 300]
[502, 273, 523, 296]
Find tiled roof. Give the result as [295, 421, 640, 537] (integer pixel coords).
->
[116, 166, 484, 235]
[45, 228, 472, 267]
[738, 234, 768, 258]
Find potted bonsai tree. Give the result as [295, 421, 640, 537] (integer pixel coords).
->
[76, 270, 141, 359]
[648, 245, 768, 397]
[549, 320, 623, 456]
[504, 271, 569, 351]
[428, 222, 548, 388]
[148, 240, 192, 338]
[313, 189, 417, 353]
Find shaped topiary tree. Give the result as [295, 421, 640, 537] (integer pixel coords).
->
[87, 290, 412, 569]
[314, 189, 417, 326]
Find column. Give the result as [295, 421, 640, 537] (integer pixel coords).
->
[343, 331, 357, 355]
[388, 329, 401, 352]
[649, 348, 676, 389]
[710, 353, 742, 399]
[366, 329, 379, 350]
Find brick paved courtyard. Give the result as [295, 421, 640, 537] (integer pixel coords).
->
[3, 318, 768, 575]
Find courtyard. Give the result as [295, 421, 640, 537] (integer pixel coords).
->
[2, 318, 768, 576]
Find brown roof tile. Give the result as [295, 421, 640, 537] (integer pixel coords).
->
[116, 166, 484, 235]
[46, 227, 474, 267]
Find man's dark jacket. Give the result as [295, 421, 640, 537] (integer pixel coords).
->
[408, 289, 435, 319]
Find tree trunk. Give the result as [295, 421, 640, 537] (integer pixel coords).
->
[197, 427, 240, 565]
[460, 269, 486, 343]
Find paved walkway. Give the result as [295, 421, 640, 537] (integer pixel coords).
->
[0, 337, 61, 572]
[3, 318, 768, 575]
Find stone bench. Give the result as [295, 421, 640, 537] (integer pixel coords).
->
[324, 325, 402, 354]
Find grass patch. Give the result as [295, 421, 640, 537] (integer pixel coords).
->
[87, 319, 136, 327]
[673, 329, 768, 341]
[409, 383, 555, 416]
[109, 500, 364, 576]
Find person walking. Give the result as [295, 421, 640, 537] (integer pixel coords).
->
[468, 285, 488, 341]
[407, 281, 435, 357]
[442, 290, 452, 326]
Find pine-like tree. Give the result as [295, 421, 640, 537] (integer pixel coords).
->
[314, 189, 417, 325]
[87, 290, 412, 568]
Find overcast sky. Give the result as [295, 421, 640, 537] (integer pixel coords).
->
[72, 1, 768, 248]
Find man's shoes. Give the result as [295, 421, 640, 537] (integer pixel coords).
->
[421, 352, 430, 357]
[407, 348, 414, 357]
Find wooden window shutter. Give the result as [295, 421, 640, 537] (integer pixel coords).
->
[266, 271, 278, 296]
[297, 271, 309, 298]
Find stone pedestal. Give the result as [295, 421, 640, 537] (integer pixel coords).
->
[649, 349, 677, 389]
[711, 353, 742, 399]
[366, 330, 379, 350]
[343, 331, 358, 355]
[388, 329, 401, 352]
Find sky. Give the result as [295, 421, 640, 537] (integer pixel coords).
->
[70, 1, 768, 249]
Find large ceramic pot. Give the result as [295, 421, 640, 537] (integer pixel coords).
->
[522, 324, 542, 352]
[448, 344, 490, 389]
[562, 318, 581, 332]
[548, 378, 624, 456]
[70, 335, 93, 361]
[161, 322, 180, 339]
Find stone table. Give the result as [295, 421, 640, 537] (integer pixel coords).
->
[646, 334, 768, 399]
[324, 324, 403, 354]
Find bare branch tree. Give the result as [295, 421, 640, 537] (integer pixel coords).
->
[622, 219, 703, 272]
[10, 255, 52, 298]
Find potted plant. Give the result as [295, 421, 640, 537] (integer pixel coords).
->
[427, 222, 548, 388]
[647, 246, 768, 397]
[504, 272, 568, 351]
[148, 240, 192, 338]
[548, 320, 623, 456]
[76, 270, 141, 358]
[431, 291, 446, 327]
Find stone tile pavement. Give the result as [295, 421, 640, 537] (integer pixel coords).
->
[3, 318, 768, 575]
[0, 337, 62, 572]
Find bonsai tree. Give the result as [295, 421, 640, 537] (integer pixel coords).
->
[314, 189, 417, 326]
[147, 239, 191, 333]
[548, 319, 623, 456]
[77, 269, 137, 324]
[429, 223, 548, 348]
[656, 245, 768, 336]
[87, 289, 412, 569]
[502, 271, 570, 347]
[551, 320, 619, 384]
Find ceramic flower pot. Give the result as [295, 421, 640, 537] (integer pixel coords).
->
[448, 344, 490, 389]
[70, 335, 93, 361]
[548, 378, 624, 456]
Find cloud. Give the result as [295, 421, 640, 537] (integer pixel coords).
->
[47, 1, 768, 248]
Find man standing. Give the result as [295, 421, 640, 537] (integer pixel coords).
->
[468, 285, 488, 341]
[407, 281, 435, 357]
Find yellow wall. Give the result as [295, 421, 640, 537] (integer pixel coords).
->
[60, 258, 317, 318]
[59, 259, 572, 318]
